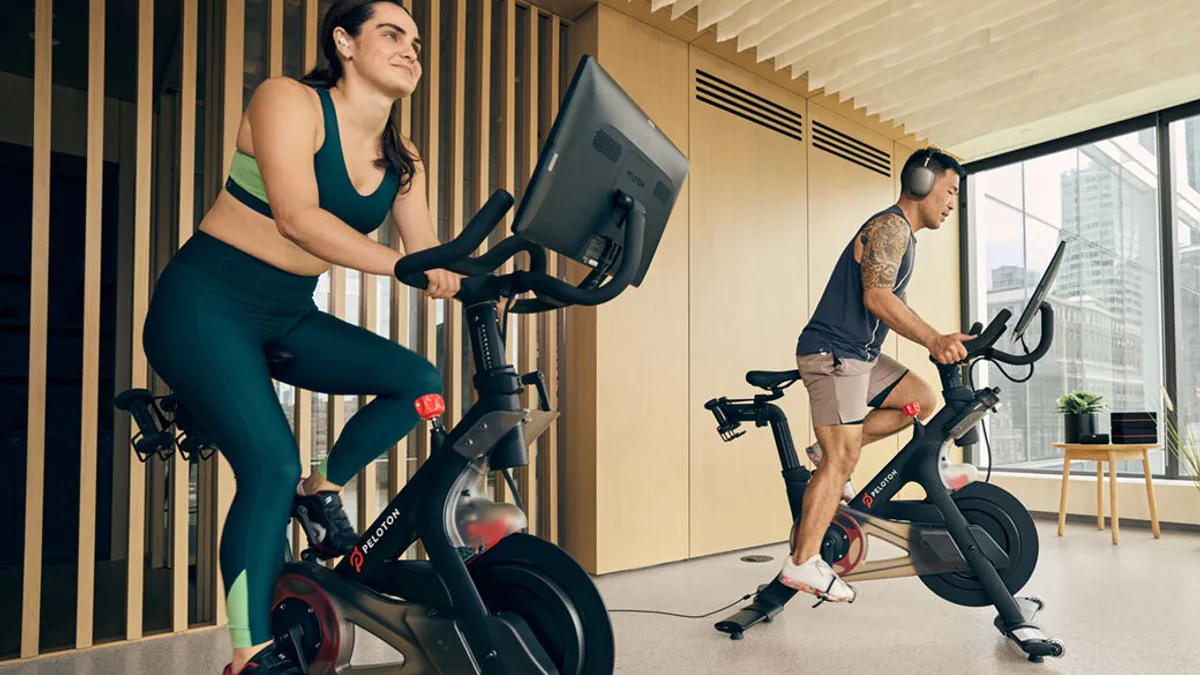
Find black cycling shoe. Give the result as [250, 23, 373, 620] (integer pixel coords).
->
[222, 642, 302, 675]
[291, 490, 359, 559]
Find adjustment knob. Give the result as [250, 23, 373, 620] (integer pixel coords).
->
[415, 394, 446, 420]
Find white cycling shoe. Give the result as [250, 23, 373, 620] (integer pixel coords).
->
[779, 554, 857, 603]
[805, 442, 856, 503]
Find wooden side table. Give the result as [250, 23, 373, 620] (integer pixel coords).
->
[1053, 443, 1161, 544]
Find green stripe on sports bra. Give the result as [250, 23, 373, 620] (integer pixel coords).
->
[229, 149, 269, 203]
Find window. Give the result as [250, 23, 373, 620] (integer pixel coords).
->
[967, 131, 1166, 476]
[1170, 114, 1200, 477]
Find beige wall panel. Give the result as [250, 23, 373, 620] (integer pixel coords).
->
[589, 4, 691, 573]
[687, 48, 809, 557]
[804, 102, 900, 491]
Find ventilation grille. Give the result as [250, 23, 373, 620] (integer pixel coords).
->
[694, 69, 803, 143]
[592, 129, 622, 163]
[812, 120, 891, 177]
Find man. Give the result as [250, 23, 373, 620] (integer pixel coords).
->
[778, 148, 970, 603]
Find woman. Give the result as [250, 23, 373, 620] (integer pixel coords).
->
[141, 2, 459, 673]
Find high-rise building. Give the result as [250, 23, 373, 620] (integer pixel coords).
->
[984, 145, 1163, 471]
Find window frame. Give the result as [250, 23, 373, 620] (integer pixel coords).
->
[960, 96, 1200, 481]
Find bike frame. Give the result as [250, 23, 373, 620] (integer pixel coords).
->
[302, 292, 545, 673]
[710, 358, 1027, 625]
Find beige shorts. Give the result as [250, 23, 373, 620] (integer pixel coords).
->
[796, 352, 910, 427]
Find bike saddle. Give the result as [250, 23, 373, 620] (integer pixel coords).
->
[745, 369, 800, 390]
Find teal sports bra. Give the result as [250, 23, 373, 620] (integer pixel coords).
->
[225, 85, 401, 235]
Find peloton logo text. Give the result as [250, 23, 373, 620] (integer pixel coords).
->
[863, 468, 899, 509]
[352, 507, 402, 573]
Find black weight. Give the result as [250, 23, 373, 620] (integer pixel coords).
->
[918, 482, 1039, 607]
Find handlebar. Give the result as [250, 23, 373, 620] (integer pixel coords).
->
[392, 189, 646, 313]
[393, 190, 516, 282]
[959, 302, 1055, 367]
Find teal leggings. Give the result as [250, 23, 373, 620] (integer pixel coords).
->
[142, 232, 441, 649]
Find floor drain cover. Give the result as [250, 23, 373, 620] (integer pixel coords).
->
[740, 554, 773, 563]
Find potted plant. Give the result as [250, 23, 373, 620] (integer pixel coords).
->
[1054, 390, 1107, 443]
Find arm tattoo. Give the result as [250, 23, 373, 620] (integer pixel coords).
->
[859, 213, 910, 291]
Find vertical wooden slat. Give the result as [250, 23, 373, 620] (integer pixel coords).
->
[468, 0, 492, 411]
[446, 0, 466, 425]
[494, 0, 517, 505]
[215, 0, 245, 625]
[127, 0, 155, 642]
[304, 0, 318, 71]
[538, 18, 561, 544]
[400, 0, 413, 136]
[293, 0, 318, 562]
[412, 0, 441, 562]
[515, 6, 539, 533]
[149, 90, 175, 572]
[417, 0, 441, 467]
[389, 0, 413, 520]
[22, 0, 52, 658]
[75, 0, 106, 650]
[326, 266, 347, 567]
[270, 0, 284, 78]
[327, 274, 346, 439]
[174, 0, 199, 634]
[357, 236, 379, 531]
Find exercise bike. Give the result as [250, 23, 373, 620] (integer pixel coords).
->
[703, 243, 1068, 663]
[114, 54, 690, 675]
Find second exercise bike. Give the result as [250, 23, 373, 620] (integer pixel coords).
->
[703, 241, 1068, 663]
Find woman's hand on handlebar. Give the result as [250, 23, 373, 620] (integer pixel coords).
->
[423, 268, 462, 299]
[927, 332, 972, 364]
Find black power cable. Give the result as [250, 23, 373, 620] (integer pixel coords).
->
[608, 589, 757, 619]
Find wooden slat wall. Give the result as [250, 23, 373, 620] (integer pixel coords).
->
[175, 0, 200, 634]
[21, 0, 52, 659]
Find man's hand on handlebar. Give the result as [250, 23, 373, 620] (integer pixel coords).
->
[424, 268, 462, 300]
[927, 332, 972, 365]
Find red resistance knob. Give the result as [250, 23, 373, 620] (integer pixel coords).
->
[903, 401, 921, 418]
[415, 393, 446, 421]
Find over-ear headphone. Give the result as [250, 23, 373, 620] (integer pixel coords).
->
[903, 147, 941, 198]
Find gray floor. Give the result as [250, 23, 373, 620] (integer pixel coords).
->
[3, 519, 1197, 674]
